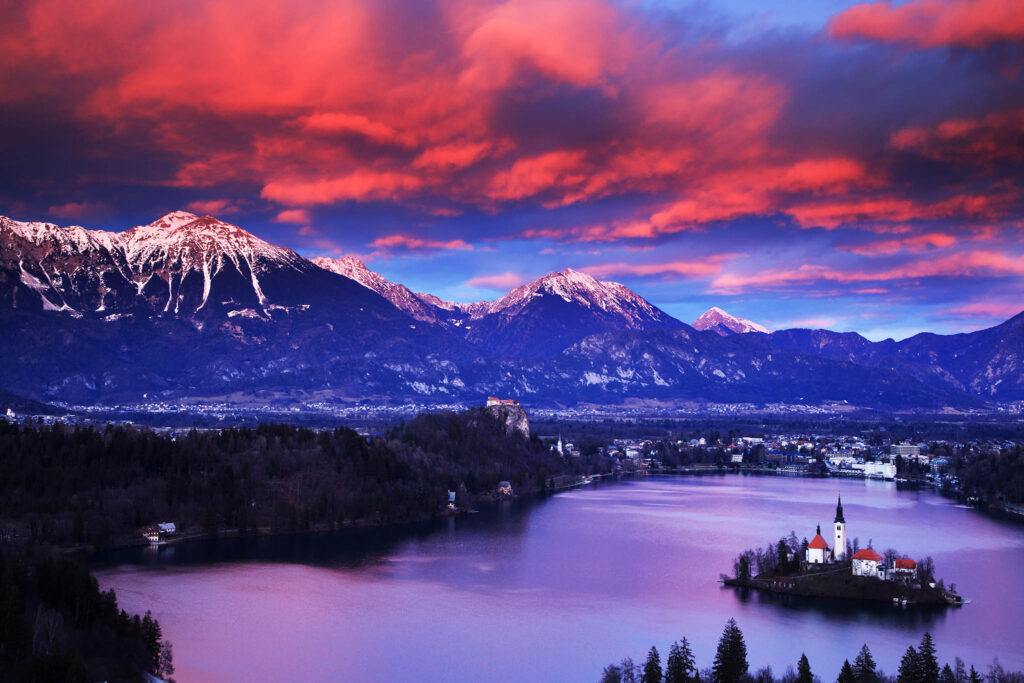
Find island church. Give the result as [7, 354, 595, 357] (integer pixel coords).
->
[805, 496, 848, 565]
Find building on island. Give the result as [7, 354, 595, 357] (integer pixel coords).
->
[851, 547, 883, 577]
[800, 497, 921, 584]
[833, 496, 847, 561]
[4, 406, 13, 419]
[498, 480, 513, 496]
[806, 525, 830, 564]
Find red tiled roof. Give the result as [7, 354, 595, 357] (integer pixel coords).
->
[852, 548, 883, 562]
[894, 558, 917, 569]
[808, 534, 829, 550]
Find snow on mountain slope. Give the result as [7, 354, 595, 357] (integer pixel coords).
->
[0, 212, 310, 316]
[693, 306, 769, 335]
[311, 255, 459, 324]
[483, 268, 675, 327]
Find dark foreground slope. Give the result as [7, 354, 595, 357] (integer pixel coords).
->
[0, 546, 169, 682]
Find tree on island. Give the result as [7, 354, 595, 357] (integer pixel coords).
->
[797, 654, 813, 683]
[838, 660, 856, 683]
[712, 619, 749, 683]
[643, 646, 663, 683]
[734, 553, 752, 580]
[853, 644, 878, 683]
[666, 638, 697, 683]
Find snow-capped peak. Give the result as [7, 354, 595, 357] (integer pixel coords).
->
[144, 211, 200, 231]
[123, 213, 303, 272]
[481, 267, 671, 327]
[693, 306, 769, 335]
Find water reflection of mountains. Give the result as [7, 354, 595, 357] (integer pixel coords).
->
[726, 584, 950, 629]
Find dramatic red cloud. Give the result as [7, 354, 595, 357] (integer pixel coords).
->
[369, 234, 473, 252]
[2, 0, 1021, 251]
[262, 172, 425, 205]
[829, 0, 1024, 49]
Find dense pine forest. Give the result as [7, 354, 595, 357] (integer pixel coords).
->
[0, 407, 600, 549]
[599, 619, 1023, 683]
[0, 545, 172, 682]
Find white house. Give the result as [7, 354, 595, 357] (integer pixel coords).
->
[806, 526, 830, 564]
[851, 547, 883, 577]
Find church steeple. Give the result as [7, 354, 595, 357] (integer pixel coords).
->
[833, 495, 847, 561]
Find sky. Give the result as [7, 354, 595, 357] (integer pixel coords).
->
[1, 0, 1023, 340]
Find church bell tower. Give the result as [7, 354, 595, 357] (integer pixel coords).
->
[833, 495, 846, 561]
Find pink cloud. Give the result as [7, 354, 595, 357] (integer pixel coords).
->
[46, 201, 109, 220]
[465, 271, 527, 290]
[184, 199, 241, 216]
[369, 234, 473, 252]
[582, 256, 735, 280]
[829, 0, 1024, 49]
[841, 232, 957, 256]
[948, 301, 1024, 318]
[274, 209, 312, 224]
[710, 249, 1024, 293]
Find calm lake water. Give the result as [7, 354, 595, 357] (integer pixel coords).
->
[92, 476, 1024, 682]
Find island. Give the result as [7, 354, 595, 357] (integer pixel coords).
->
[722, 496, 967, 606]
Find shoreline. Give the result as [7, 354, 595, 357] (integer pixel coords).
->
[71, 467, 1019, 560]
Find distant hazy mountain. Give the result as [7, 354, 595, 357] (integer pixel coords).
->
[693, 306, 769, 335]
[0, 211, 1019, 408]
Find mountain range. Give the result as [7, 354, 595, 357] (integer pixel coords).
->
[1, 211, 1021, 410]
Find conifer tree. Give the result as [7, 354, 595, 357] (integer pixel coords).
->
[939, 664, 955, 683]
[797, 654, 813, 683]
[838, 660, 856, 683]
[643, 646, 664, 683]
[968, 666, 982, 683]
[712, 619, 749, 683]
[666, 638, 697, 683]
[898, 646, 920, 683]
[918, 633, 939, 683]
[854, 644, 878, 683]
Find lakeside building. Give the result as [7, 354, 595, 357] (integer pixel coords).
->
[486, 397, 519, 407]
[891, 443, 921, 458]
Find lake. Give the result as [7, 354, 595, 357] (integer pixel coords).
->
[92, 475, 1024, 682]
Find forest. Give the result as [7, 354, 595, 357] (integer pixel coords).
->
[598, 619, 1023, 683]
[0, 407, 604, 549]
[0, 544, 172, 682]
